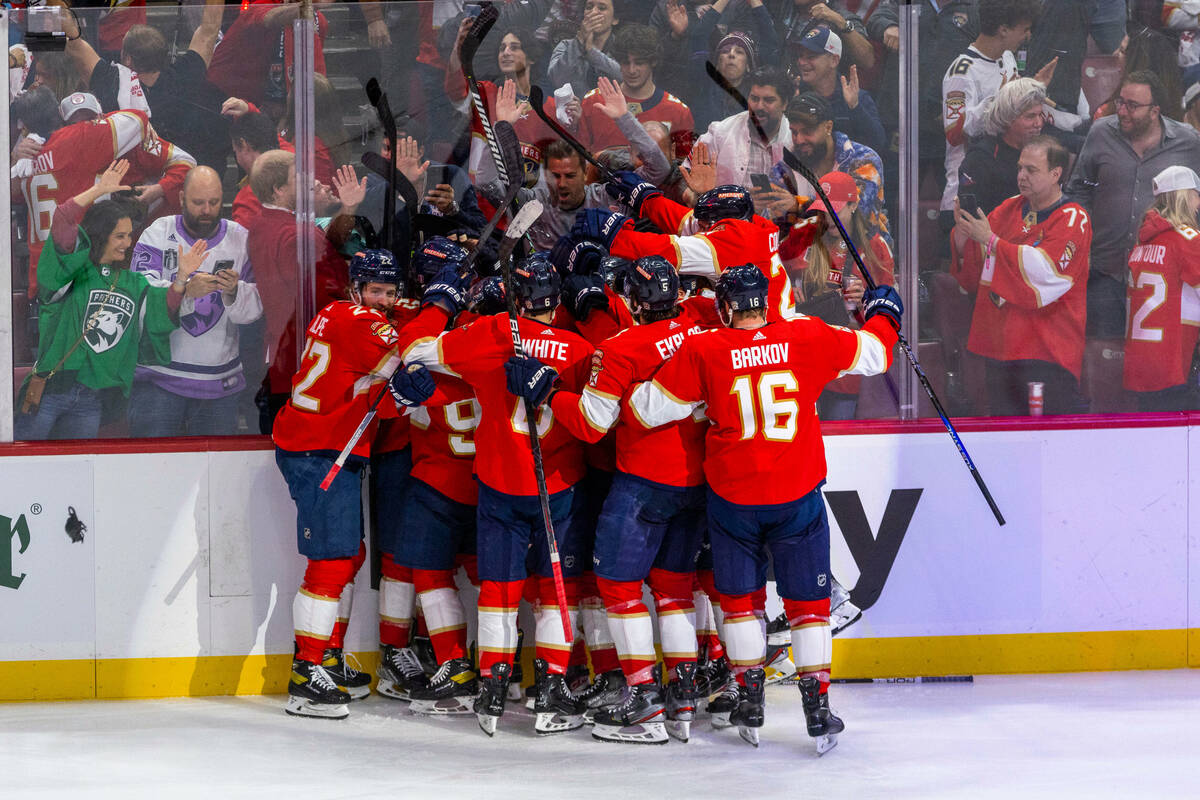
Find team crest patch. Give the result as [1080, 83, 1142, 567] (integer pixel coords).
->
[945, 91, 966, 119]
[371, 321, 398, 346]
[84, 290, 135, 353]
[1059, 241, 1076, 271]
[588, 349, 604, 387]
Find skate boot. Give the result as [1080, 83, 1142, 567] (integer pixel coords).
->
[696, 654, 732, 704]
[830, 579, 862, 637]
[763, 642, 797, 685]
[508, 629, 525, 702]
[799, 676, 845, 755]
[474, 662, 511, 737]
[592, 683, 668, 744]
[565, 663, 591, 694]
[766, 612, 790, 647]
[706, 679, 740, 729]
[532, 658, 586, 734]
[409, 657, 478, 715]
[729, 667, 766, 747]
[286, 659, 351, 719]
[664, 661, 698, 742]
[376, 644, 430, 700]
[412, 633, 438, 676]
[321, 648, 371, 700]
[575, 668, 626, 723]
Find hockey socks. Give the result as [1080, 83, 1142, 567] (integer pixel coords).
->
[578, 574, 621, 677]
[293, 556, 358, 664]
[719, 592, 766, 684]
[414, 568, 468, 663]
[649, 568, 697, 678]
[328, 543, 366, 651]
[784, 597, 832, 692]
[694, 570, 726, 661]
[597, 576, 657, 685]
[534, 576, 580, 675]
[379, 554, 415, 648]
[478, 579, 524, 678]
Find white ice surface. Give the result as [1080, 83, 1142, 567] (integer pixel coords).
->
[4, 670, 1199, 799]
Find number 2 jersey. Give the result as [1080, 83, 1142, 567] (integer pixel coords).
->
[1123, 210, 1200, 392]
[630, 316, 898, 505]
[959, 195, 1091, 378]
[404, 310, 594, 497]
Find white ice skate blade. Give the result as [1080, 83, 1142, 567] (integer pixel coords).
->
[374, 680, 413, 701]
[342, 684, 371, 701]
[410, 697, 474, 715]
[738, 725, 760, 747]
[815, 733, 838, 755]
[284, 696, 348, 720]
[592, 721, 668, 744]
[477, 713, 499, 737]
[710, 711, 732, 729]
[534, 711, 584, 734]
[665, 719, 690, 743]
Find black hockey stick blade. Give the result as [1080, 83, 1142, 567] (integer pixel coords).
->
[527, 85, 618, 182]
[705, 61, 1005, 526]
[494, 119, 524, 187]
[460, 3, 499, 71]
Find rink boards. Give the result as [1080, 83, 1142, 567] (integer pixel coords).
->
[1, 419, 1197, 701]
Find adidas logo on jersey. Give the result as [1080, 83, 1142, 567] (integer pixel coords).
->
[752, 331, 766, 341]
[541, 328, 554, 335]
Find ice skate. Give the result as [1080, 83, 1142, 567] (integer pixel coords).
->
[763, 642, 797, 685]
[507, 629, 525, 702]
[412, 633, 438, 676]
[532, 658, 586, 734]
[730, 668, 766, 747]
[766, 612, 790, 648]
[375, 644, 430, 700]
[474, 662, 511, 737]
[592, 683, 668, 745]
[696, 653, 732, 704]
[707, 680, 740, 728]
[285, 659, 350, 720]
[321, 648, 371, 700]
[574, 668, 626, 723]
[409, 657, 478, 715]
[799, 676, 845, 755]
[830, 579, 862, 637]
[665, 661, 698, 742]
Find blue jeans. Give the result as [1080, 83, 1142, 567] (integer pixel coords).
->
[15, 382, 102, 440]
[127, 379, 240, 437]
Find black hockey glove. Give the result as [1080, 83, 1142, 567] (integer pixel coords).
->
[421, 264, 472, 313]
[572, 209, 631, 251]
[389, 363, 436, 408]
[605, 170, 662, 216]
[550, 235, 606, 276]
[562, 272, 610, 322]
[504, 355, 558, 406]
[863, 284, 904, 331]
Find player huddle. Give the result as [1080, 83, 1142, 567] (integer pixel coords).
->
[271, 174, 904, 756]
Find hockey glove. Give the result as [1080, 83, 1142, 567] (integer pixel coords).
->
[505, 355, 559, 406]
[421, 264, 472, 313]
[605, 170, 662, 216]
[571, 209, 631, 251]
[550, 235, 607, 276]
[863, 284, 904, 331]
[389, 363, 436, 408]
[562, 272, 610, 322]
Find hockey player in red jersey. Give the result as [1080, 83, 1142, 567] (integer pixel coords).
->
[572, 175, 796, 322]
[628, 264, 902, 752]
[545, 256, 708, 745]
[12, 87, 195, 297]
[272, 249, 438, 719]
[402, 254, 596, 736]
[1123, 166, 1200, 410]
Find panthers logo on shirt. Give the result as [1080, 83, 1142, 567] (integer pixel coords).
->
[84, 290, 135, 353]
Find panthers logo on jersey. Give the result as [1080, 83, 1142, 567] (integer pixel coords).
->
[84, 290, 135, 353]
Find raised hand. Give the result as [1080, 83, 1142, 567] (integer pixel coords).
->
[666, 0, 689, 37]
[331, 164, 367, 212]
[96, 160, 133, 195]
[680, 142, 717, 195]
[595, 76, 629, 120]
[395, 136, 430, 188]
[839, 65, 860, 110]
[220, 97, 251, 118]
[495, 79, 529, 125]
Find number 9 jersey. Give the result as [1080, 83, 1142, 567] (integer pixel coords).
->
[630, 316, 898, 505]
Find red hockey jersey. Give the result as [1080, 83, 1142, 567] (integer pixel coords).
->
[610, 194, 796, 323]
[963, 196, 1091, 378]
[630, 316, 897, 505]
[409, 376, 481, 506]
[551, 314, 708, 488]
[404, 312, 594, 496]
[374, 299, 426, 456]
[272, 300, 402, 458]
[580, 86, 694, 160]
[1124, 211, 1200, 392]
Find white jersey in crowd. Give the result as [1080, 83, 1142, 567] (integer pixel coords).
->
[131, 216, 263, 399]
[941, 45, 1018, 212]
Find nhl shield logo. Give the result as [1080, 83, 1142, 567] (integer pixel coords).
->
[84, 289, 135, 353]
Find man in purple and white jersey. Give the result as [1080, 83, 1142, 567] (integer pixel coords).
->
[129, 165, 263, 436]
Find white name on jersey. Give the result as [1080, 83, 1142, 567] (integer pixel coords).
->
[525, 338, 569, 363]
[730, 342, 789, 370]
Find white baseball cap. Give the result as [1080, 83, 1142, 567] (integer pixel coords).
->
[59, 92, 102, 122]
[1152, 165, 1200, 196]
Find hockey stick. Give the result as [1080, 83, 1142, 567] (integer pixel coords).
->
[705, 62, 1005, 526]
[460, 4, 510, 188]
[527, 85, 619, 183]
[497, 205, 575, 644]
[458, 121, 528, 277]
[365, 78, 420, 284]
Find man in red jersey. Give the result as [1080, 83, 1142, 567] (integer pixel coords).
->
[12, 87, 195, 297]
[953, 135, 1090, 415]
[626, 263, 902, 753]
[272, 249, 439, 720]
[403, 253, 595, 737]
[572, 177, 797, 322]
[545, 256, 708, 745]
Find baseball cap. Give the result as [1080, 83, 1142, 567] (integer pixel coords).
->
[798, 25, 842, 59]
[788, 91, 833, 125]
[59, 92, 102, 122]
[1184, 81, 1200, 112]
[807, 171, 859, 216]
[1152, 165, 1200, 196]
